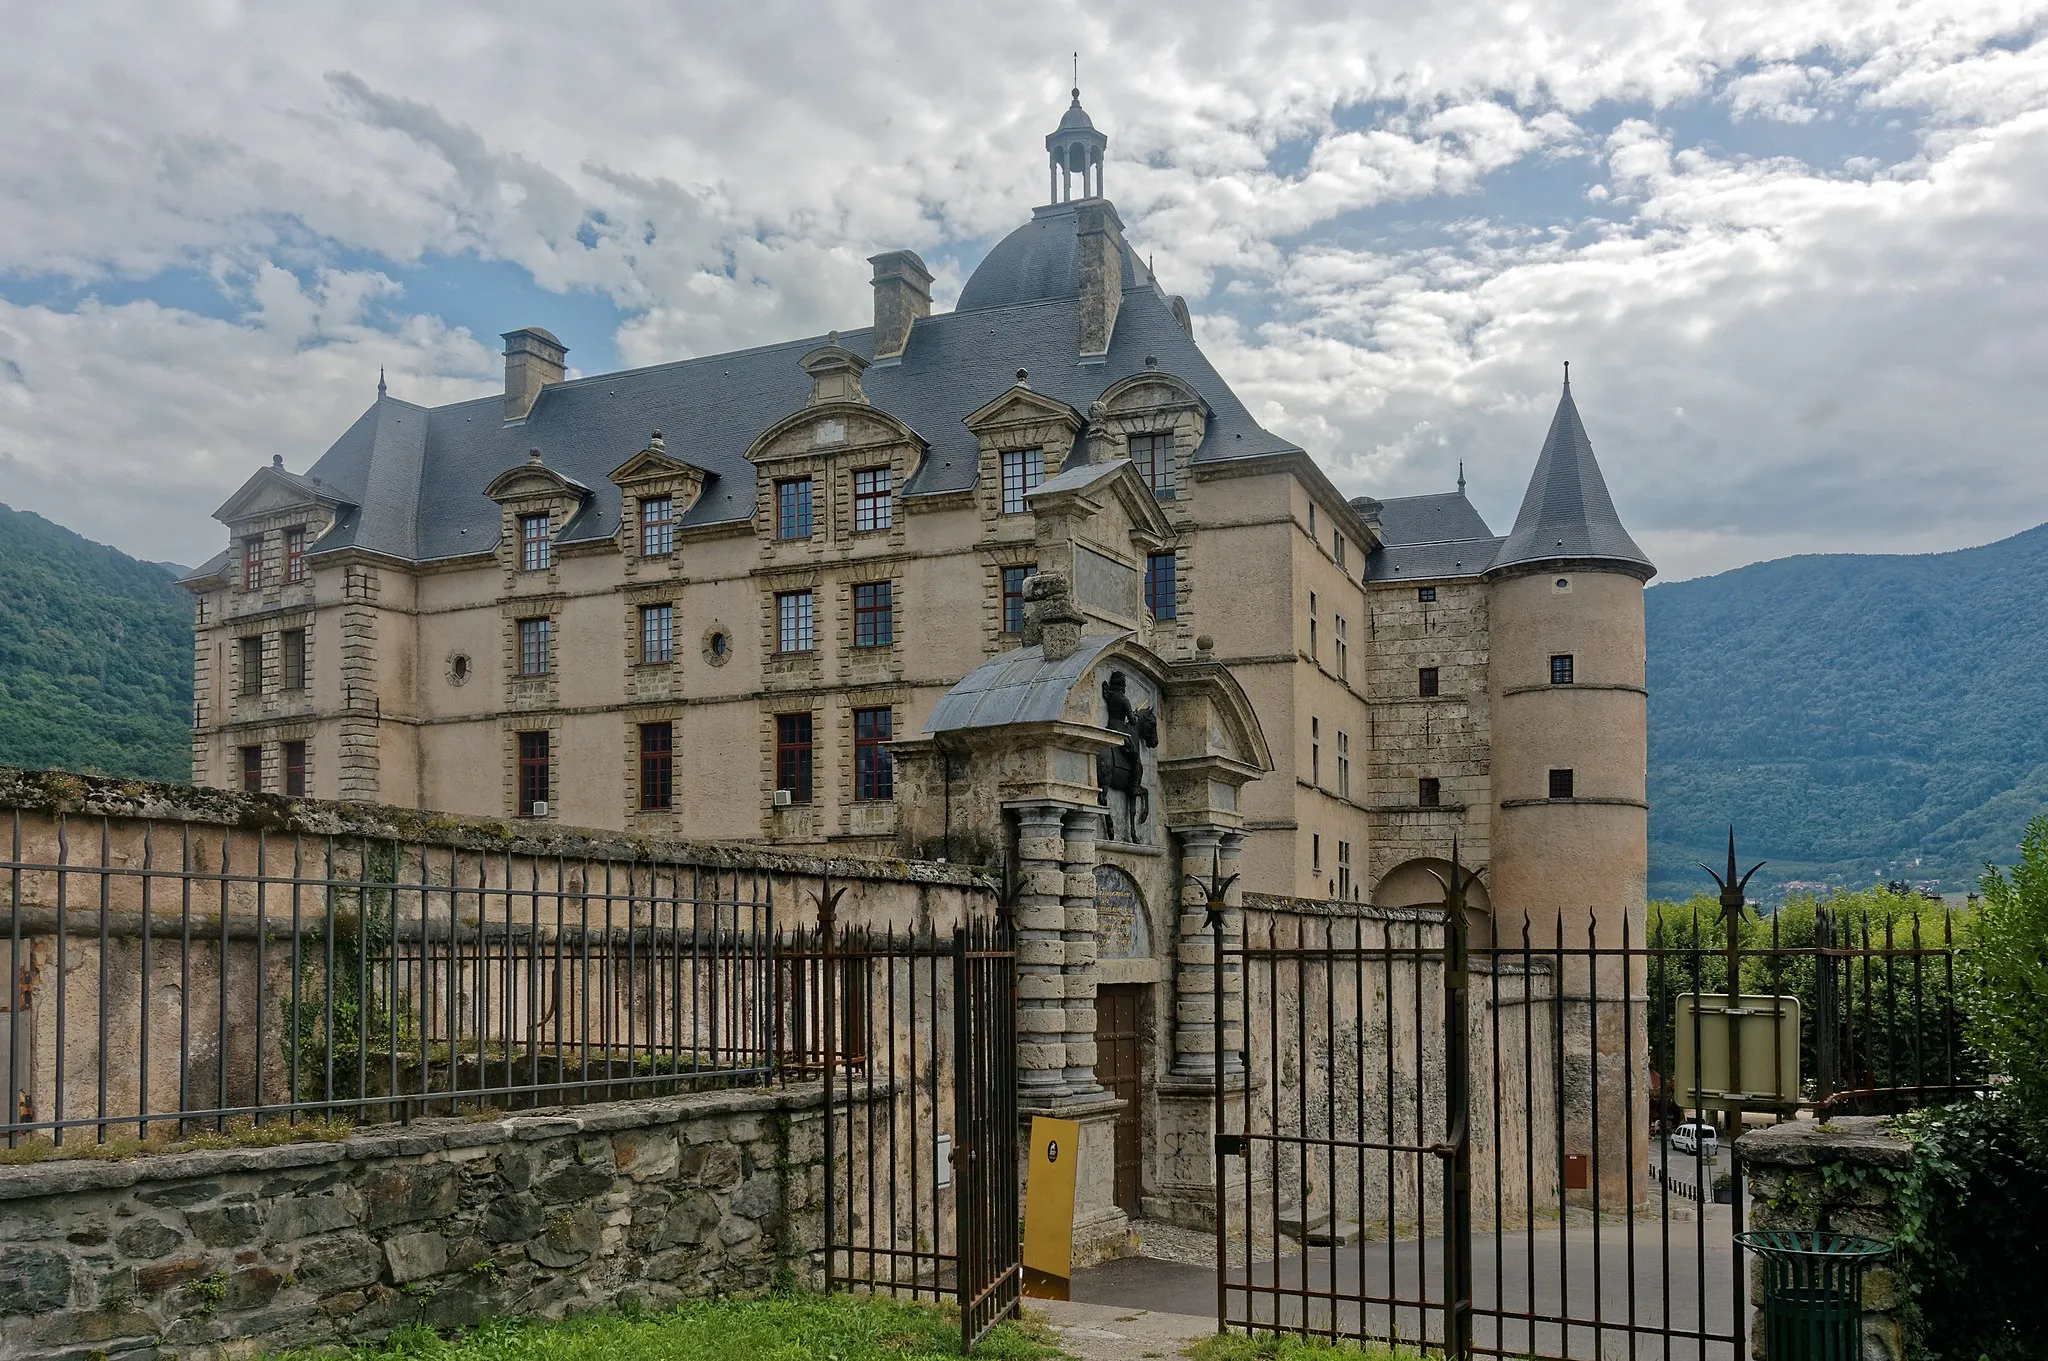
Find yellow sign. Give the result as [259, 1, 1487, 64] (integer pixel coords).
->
[1674, 994, 1802, 1110]
[1022, 1116, 1080, 1300]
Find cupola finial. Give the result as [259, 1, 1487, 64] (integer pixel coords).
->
[1458, 460, 1467, 496]
[377, 366, 386, 398]
[1046, 64, 1108, 204]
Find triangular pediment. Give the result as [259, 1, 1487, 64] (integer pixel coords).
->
[212, 465, 347, 526]
[964, 384, 1084, 436]
[610, 446, 708, 487]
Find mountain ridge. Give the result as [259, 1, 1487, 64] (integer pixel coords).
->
[1645, 520, 2048, 899]
[0, 502, 194, 782]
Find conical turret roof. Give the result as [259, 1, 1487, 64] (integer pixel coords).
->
[1489, 376, 1654, 579]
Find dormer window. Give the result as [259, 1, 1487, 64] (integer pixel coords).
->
[640, 497, 676, 556]
[241, 536, 264, 591]
[284, 527, 307, 583]
[519, 513, 552, 571]
[1000, 449, 1043, 515]
[1129, 433, 1175, 496]
[776, 478, 814, 540]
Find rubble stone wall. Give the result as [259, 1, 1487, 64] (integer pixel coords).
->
[0, 1086, 826, 1359]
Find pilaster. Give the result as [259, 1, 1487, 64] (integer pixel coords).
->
[1012, 801, 1073, 1102]
[1059, 807, 1105, 1097]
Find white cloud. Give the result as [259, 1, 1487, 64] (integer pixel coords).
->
[0, 0, 2042, 573]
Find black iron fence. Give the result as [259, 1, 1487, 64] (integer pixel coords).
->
[1218, 888, 1979, 1361]
[812, 916, 1022, 1354]
[2, 813, 788, 1145]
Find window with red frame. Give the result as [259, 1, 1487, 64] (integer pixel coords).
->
[518, 732, 550, 815]
[284, 526, 307, 583]
[283, 741, 307, 797]
[775, 713, 814, 803]
[854, 707, 894, 801]
[639, 722, 673, 810]
[853, 581, 893, 648]
[853, 467, 893, 532]
[242, 536, 264, 591]
[1001, 563, 1035, 634]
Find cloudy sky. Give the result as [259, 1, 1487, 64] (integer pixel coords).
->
[2, 1, 2044, 580]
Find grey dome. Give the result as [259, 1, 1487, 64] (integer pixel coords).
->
[955, 203, 1142, 313]
[1056, 94, 1098, 134]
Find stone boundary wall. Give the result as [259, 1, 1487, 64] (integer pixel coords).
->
[1737, 1116, 1911, 1361]
[0, 1086, 827, 1359]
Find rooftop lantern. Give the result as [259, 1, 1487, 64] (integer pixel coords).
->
[1047, 84, 1107, 204]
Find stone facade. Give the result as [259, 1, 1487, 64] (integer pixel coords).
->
[0, 1087, 826, 1359]
[178, 96, 1653, 938]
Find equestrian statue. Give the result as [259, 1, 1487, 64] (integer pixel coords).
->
[1097, 670, 1159, 842]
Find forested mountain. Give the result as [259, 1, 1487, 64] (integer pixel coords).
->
[1646, 522, 2048, 900]
[0, 503, 193, 781]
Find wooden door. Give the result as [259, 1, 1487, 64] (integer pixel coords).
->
[1094, 984, 1144, 1216]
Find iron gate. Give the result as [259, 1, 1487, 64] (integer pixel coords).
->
[813, 908, 1020, 1353]
[1215, 868, 1975, 1360]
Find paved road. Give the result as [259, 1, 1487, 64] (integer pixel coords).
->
[1076, 1208, 1746, 1360]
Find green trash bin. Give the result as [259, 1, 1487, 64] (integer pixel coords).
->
[1735, 1228, 1891, 1360]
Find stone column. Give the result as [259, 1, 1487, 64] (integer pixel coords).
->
[1013, 803, 1071, 1101]
[1059, 808, 1105, 1097]
[1171, 828, 1245, 1079]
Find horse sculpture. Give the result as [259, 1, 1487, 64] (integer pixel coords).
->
[1097, 670, 1159, 843]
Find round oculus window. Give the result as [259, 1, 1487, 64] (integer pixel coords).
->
[702, 626, 733, 666]
[446, 652, 472, 685]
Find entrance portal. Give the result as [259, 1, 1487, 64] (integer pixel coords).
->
[1095, 983, 1144, 1216]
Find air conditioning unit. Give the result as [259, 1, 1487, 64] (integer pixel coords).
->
[530, 800, 549, 818]
[772, 789, 793, 809]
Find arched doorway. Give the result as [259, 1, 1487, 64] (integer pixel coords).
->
[1372, 856, 1496, 947]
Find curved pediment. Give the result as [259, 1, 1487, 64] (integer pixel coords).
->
[484, 452, 591, 505]
[1097, 368, 1210, 418]
[745, 401, 926, 466]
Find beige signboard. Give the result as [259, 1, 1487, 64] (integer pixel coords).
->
[1673, 994, 1801, 1111]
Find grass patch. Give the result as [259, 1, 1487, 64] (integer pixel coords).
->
[272, 1293, 1063, 1360]
[0, 1116, 354, 1166]
[1185, 1333, 1426, 1361]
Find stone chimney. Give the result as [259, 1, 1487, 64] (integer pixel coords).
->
[868, 251, 933, 361]
[1075, 201, 1127, 360]
[1021, 571, 1085, 662]
[502, 327, 567, 422]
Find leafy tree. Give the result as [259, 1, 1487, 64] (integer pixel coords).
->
[1967, 813, 2048, 1141]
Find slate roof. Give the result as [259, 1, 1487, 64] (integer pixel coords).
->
[1491, 380, 1655, 578]
[282, 213, 1296, 566]
[925, 634, 1128, 733]
[1362, 491, 1503, 583]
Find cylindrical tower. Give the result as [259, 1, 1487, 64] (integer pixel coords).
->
[1484, 371, 1655, 1209]
[1484, 372, 1654, 949]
